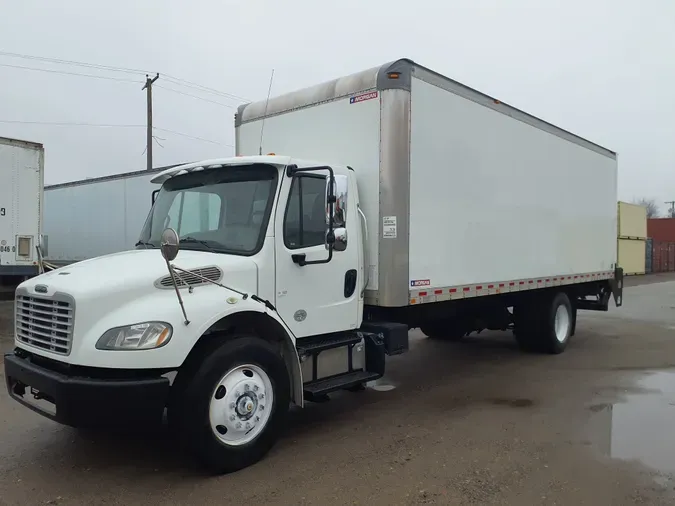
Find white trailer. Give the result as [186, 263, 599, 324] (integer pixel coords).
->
[44, 165, 181, 264]
[5, 59, 623, 475]
[0, 137, 44, 280]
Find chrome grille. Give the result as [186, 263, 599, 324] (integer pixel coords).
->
[157, 266, 222, 288]
[15, 294, 74, 355]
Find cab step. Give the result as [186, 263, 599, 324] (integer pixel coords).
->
[304, 370, 381, 400]
[296, 332, 361, 356]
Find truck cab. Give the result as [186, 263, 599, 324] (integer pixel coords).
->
[4, 155, 397, 474]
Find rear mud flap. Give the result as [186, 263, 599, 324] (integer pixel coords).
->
[609, 267, 624, 307]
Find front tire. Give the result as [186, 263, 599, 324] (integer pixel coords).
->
[169, 335, 290, 474]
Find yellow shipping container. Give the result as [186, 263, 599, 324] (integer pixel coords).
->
[617, 238, 646, 275]
[618, 201, 647, 239]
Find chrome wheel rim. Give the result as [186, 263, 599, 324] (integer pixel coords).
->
[208, 364, 274, 446]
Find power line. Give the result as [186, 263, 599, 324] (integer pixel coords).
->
[0, 50, 249, 102]
[161, 74, 249, 102]
[0, 50, 148, 76]
[0, 119, 229, 146]
[154, 84, 235, 108]
[0, 119, 144, 127]
[0, 62, 141, 83]
[153, 127, 231, 146]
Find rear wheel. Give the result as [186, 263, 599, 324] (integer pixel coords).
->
[514, 292, 574, 354]
[169, 335, 290, 474]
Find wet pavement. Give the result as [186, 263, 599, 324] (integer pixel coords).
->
[1, 276, 675, 504]
[589, 370, 675, 479]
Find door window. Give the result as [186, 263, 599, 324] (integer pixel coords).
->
[284, 176, 326, 249]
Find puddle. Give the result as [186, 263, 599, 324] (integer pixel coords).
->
[367, 378, 397, 392]
[589, 370, 675, 475]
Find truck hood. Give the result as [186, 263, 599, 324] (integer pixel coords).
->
[19, 249, 259, 301]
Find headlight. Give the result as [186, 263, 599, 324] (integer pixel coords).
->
[96, 322, 173, 351]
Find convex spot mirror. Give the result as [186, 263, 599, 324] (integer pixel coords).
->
[160, 228, 180, 261]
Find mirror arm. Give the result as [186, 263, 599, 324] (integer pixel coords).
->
[286, 164, 336, 267]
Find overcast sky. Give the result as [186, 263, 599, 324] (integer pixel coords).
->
[1, 0, 673, 212]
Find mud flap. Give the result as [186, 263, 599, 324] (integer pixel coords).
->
[609, 266, 624, 307]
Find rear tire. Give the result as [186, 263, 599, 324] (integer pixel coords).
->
[168, 335, 290, 474]
[514, 292, 573, 354]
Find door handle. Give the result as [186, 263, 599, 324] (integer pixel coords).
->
[344, 269, 357, 298]
[291, 253, 307, 266]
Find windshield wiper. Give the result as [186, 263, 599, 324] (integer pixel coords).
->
[180, 237, 217, 252]
[134, 240, 155, 248]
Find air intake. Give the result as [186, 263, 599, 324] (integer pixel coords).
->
[156, 266, 223, 289]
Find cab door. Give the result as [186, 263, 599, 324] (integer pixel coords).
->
[274, 168, 360, 338]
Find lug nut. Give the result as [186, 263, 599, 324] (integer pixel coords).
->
[253, 385, 259, 392]
[260, 405, 265, 411]
[236, 422, 242, 429]
[244, 384, 250, 391]
[245, 422, 251, 429]
[255, 416, 260, 422]
[229, 402, 235, 409]
[259, 393, 265, 400]
[235, 390, 240, 397]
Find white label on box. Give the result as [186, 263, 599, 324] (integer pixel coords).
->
[383, 216, 397, 239]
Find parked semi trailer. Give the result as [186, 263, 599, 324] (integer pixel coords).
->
[0, 136, 44, 281]
[44, 165, 181, 265]
[5, 59, 623, 474]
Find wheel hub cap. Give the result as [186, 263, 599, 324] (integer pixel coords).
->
[208, 364, 274, 446]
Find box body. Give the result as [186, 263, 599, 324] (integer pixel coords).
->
[0, 137, 44, 276]
[236, 59, 619, 307]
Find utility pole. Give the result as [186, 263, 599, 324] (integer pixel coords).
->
[665, 201, 675, 218]
[142, 73, 159, 170]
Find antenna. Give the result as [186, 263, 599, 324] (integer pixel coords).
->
[259, 68, 275, 155]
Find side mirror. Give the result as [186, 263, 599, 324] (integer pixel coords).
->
[160, 228, 180, 261]
[325, 174, 348, 251]
[152, 189, 160, 205]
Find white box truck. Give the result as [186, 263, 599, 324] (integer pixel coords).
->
[44, 165, 182, 265]
[4, 59, 623, 474]
[0, 136, 44, 281]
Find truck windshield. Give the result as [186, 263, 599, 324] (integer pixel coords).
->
[137, 164, 278, 256]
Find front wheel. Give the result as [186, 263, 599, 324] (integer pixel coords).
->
[169, 335, 290, 474]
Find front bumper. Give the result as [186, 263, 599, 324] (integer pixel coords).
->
[4, 351, 170, 428]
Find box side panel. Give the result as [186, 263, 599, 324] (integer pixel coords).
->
[44, 173, 159, 263]
[618, 238, 646, 275]
[408, 76, 618, 290]
[236, 93, 382, 290]
[0, 144, 41, 268]
[617, 201, 647, 239]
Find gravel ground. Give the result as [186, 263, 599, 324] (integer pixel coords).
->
[1, 275, 675, 505]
